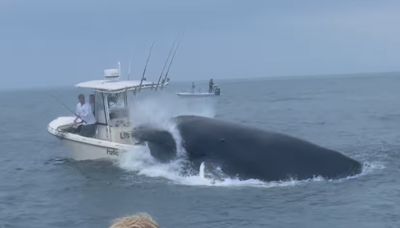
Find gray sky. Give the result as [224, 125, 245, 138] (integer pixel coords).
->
[1, 0, 399, 89]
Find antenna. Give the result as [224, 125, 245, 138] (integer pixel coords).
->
[138, 42, 155, 91]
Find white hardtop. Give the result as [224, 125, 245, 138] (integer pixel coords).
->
[75, 79, 156, 92]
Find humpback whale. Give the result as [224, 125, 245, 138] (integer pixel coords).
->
[132, 115, 362, 181]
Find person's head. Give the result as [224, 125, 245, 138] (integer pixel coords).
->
[89, 94, 95, 104]
[110, 213, 159, 228]
[78, 94, 85, 105]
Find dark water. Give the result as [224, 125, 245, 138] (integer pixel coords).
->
[1, 74, 400, 227]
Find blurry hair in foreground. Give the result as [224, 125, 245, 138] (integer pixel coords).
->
[110, 213, 159, 228]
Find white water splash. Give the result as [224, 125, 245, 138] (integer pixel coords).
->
[128, 93, 213, 158]
[199, 162, 206, 179]
[129, 93, 215, 127]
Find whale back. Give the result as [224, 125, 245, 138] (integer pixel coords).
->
[132, 115, 362, 181]
[176, 116, 362, 181]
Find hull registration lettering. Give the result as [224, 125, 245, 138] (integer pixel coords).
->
[107, 148, 119, 156]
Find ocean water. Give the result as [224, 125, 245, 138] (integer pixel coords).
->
[1, 74, 399, 227]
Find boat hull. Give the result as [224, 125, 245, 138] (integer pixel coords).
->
[176, 92, 219, 97]
[60, 137, 122, 161]
[48, 116, 135, 161]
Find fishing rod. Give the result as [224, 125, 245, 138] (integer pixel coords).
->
[155, 41, 177, 90]
[161, 39, 180, 89]
[138, 42, 155, 92]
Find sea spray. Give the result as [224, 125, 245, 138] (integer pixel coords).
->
[128, 92, 214, 158]
[128, 92, 215, 126]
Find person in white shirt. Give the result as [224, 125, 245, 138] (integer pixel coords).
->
[74, 94, 96, 137]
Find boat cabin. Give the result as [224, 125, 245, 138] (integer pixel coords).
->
[75, 68, 156, 143]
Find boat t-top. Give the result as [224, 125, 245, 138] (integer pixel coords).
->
[48, 67, 167, 160]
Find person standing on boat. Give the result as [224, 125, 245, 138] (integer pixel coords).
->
[74, 94, 96, 137]
[209, 78, 214, 93]
[191, 82, 195, 93]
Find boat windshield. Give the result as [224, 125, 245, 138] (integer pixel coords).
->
[107, 93, 128, 120]
[95, 93, 107, 124]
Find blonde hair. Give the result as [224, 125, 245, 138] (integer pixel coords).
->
[110, 213, 159, 228]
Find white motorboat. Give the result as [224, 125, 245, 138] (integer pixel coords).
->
[176, 92, 218, 97]
[176, 92, 215, 97]
[48, 67, 166, 160]
[177, 86, 221, 97]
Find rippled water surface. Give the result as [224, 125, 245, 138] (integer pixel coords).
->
[1, 74, 399, 227]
